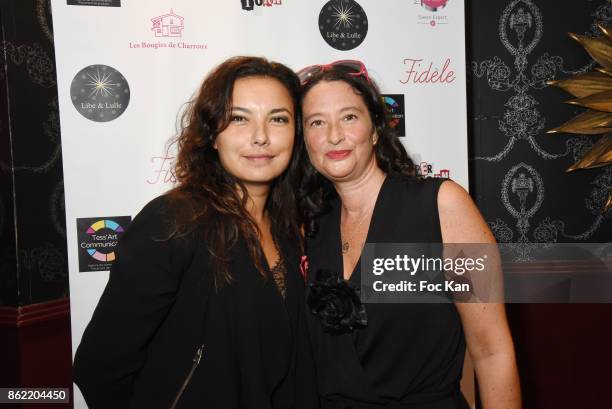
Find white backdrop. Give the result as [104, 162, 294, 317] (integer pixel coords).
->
[50, 0, 468, 407]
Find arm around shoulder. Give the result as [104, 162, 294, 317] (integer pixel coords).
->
[437, 180, 521, 409]
[73, 195, 196, 408]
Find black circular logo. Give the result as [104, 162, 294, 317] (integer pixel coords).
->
[70, 64, 130, 122]
[319, 0, 368, 51]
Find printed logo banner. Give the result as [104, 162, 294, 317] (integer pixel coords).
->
[67, 0, 121, 7]
[70, 65, 130, 122]
[381, 94, 406, 137]
[76, 217, 131, 272]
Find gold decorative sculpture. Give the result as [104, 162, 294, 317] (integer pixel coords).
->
[548, 24, 612, 214]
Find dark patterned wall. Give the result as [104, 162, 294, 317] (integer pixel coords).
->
[467, 2, 612, 407]
[0, 5, 18, 308]
[467, 0, 611, 249]
[0, 0, 67, 307]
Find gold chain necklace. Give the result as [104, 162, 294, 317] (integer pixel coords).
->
[341, 204, 374, 254]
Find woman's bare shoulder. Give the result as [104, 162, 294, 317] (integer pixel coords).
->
[437, 180, 496, 244]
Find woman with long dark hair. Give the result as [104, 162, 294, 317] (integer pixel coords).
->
[297, 61, 520, 409]
[73, 56, 317, 409]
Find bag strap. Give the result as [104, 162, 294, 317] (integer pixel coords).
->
[169, 274, 215, 409]
[196, 274, 215, 351]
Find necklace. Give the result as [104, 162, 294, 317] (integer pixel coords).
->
[341, 204, 374, 254]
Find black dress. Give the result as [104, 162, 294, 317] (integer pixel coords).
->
[73, 196, 318, 409]
[305, 175, 469, 409]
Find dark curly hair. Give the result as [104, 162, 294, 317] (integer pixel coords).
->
[166, 56, 303, 286]
[298, 66, 416, 237]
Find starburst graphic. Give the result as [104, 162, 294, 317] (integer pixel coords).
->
[319, 0, 367, 51]
[85, 70, 120, 98]
[71, 64, 130, 122]
[332, 0, 357, 29]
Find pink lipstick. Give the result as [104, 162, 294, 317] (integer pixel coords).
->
[325, 150, 351, 160]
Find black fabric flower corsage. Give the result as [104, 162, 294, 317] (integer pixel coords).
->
[307, 269, 367, 334]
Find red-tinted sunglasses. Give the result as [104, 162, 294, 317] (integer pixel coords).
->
[296, 59, 370, 85]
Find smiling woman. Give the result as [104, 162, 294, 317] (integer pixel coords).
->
[302, 80, 378, 183]
[72, 56, 318, 409]
[297, 60, 520, 409]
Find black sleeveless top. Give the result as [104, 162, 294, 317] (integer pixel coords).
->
[305, 175, 469, 409]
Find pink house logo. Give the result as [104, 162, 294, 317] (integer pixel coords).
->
[151, 9, 184, 37]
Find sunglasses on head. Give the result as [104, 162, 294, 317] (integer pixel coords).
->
[296, 60, 370, 85]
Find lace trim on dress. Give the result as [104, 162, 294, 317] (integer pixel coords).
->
[270, 257, 287, 300]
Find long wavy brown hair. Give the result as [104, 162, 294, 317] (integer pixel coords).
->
[166, 56, 303, 286]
